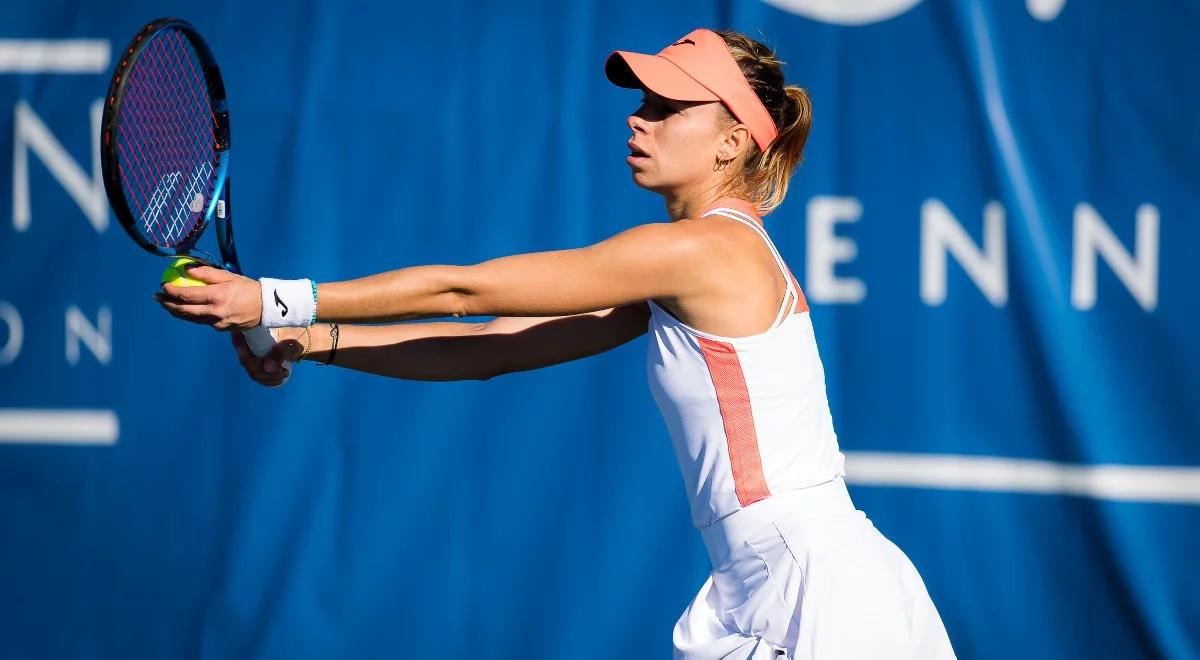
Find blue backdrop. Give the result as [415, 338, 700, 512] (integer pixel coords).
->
[1, 1, 1197, 658]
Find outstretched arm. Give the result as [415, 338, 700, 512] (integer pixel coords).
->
[240, 304, 650, 386]
[158, 221, 709, 330]
[316, 221, 702, 321]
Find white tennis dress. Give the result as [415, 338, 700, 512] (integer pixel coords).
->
[646, 199, 956, 659]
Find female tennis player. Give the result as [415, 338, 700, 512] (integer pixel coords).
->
[157, 28, 955, 659]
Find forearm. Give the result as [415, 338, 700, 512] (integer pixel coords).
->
[315, 265, 472, 324]
[278, 305, 648, 382]
[288, 321, 498, 381]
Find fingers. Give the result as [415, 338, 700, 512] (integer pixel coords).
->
[277, 337, 306, 362]
[251, 369, 289, 387]
[233, 338, 291, 386]
[156, 277, 259, 330]
[262, 343, 287, 374]
[160, 282, 215, 304]
[181, 264, 234, 284]
[156, 295, 222, 326]
[230, 329, 298, 386]
[261, 341, 304, 374]
[231, 332, 251, 359]
[253, 356, 291, 386]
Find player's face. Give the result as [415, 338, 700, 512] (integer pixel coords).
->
[626, 90, 725, 193]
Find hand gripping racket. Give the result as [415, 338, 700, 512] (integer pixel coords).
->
[101, 18, 289, 373]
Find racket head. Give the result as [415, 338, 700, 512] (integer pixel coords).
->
[101, 18, 232, 264]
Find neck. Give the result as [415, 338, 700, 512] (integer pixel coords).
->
[662, 180, 730, 221]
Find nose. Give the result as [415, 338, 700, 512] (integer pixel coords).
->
[627, 112, 647, 134]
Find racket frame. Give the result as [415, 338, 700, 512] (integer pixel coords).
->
[100, 18, 286, 370]
[101, 17, 242, 273]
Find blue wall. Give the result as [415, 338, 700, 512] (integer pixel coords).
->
[1, 1, 1197, 658]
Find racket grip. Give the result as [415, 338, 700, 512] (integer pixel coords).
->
[242, 325, 277, 356]
[241, 325, 293, 385]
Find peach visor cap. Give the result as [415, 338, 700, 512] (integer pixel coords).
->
[605, 28, 778, 152]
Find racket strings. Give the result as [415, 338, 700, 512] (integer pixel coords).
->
[133, 34, 211, 242]
[116, 28, 219, 250]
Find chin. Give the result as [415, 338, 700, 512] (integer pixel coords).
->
[630, 171, 668, 193]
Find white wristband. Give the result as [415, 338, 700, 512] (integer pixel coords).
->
[259, 277, 316, 328]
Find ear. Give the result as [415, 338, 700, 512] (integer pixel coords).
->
[716, 123, 753, 162]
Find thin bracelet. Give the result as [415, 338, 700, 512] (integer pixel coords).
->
[296, 326, 312, 361]
[324, 323, 339, 365]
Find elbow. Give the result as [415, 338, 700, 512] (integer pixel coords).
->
[466, 360, 508, 381]
[466, 320, 509, 381]
[436, 265, 479, 318]
[447, 291, 472, 318]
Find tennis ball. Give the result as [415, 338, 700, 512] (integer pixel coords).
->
[161, 257, 207, 287]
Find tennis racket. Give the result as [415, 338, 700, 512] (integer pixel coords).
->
[100, 17, 288, 372]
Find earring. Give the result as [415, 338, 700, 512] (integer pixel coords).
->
[713, 157, 731, 172]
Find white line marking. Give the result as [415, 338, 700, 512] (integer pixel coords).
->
[0, 409, 118, 445]
[845, 451, 1200, 504]
[0, 40, 110, 74]
[968, 0, 1062, 298]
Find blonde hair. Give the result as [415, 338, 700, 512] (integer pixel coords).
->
[713, 30, 813, 215]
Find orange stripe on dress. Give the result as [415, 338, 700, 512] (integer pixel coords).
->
[696, 337, 771, 506]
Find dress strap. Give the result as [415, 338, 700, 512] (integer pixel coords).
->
[701, 207, 799, 327]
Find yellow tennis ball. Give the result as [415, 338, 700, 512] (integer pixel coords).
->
[161, 257, 207, 287]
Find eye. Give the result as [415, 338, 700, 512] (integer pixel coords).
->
[633, 94, 682, 122]
[640, 96, 680, 115]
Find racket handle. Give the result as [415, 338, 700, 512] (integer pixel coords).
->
[241, 325, 294, 385]
[242, 325, 277, 356]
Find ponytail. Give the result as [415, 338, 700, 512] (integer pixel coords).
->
[713, 30, 813, 215]
[751, 85, 812, 214]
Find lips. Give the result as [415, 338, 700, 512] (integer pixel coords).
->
[627, 141, 650, 169]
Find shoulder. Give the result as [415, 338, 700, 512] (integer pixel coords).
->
[588, 220, 718, 263]
[579, 218, 768, 285]
[611, 217, 771, 266]
[675, 214, 772, 263]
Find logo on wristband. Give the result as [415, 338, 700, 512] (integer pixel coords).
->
[274, 290, 289, 316]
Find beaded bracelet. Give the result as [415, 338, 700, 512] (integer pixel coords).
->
[310, 281, 319, 325]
